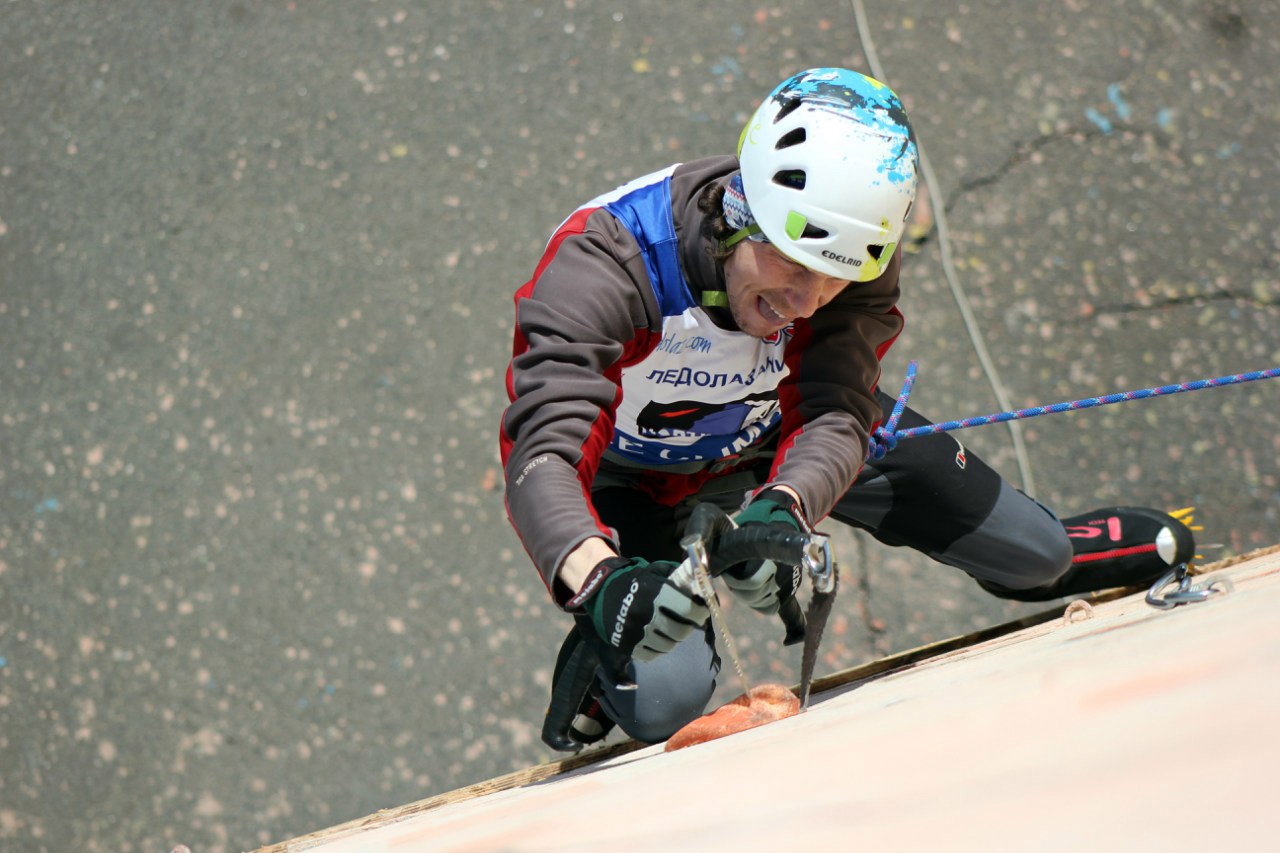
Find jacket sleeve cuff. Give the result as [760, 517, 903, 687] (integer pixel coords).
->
[561, 556, 632, 612]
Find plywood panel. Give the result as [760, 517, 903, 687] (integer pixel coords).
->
[258, 547, 1280, 853]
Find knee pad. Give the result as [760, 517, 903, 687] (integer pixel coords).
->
[597, 629, 719, 744]
[941, 483, 1073, 593]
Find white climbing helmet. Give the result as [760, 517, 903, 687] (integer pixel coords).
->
[736, 68, 919, 281]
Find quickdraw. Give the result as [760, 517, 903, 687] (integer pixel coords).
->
[1145, 563, 1233, 610]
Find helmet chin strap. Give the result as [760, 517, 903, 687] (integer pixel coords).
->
[722, 223, 762, 249]
[713, 172, 765, 303]
[700, 289, 729, 308]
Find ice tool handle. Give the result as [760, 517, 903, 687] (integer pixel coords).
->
[679, 503, 840, 712]
[676, 502, 834, 587]
[597, 505, 835, 693]
[676, 503, 834, 646]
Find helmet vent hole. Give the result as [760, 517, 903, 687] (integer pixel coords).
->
[867, 244, 885, 261]
[774, 97, 804, 122]
[801, 224, 829, 240]
[772, 169, 807, 190]
[775, 128, 807, 150]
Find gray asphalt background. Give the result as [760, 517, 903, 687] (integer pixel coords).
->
[2, 2, 1277, 851]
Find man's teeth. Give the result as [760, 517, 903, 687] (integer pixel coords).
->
[761, 299, 787, 322]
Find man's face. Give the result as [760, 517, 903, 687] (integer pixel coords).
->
[722, 241, 852, 338]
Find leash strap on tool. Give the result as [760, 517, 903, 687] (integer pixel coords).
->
[884, 362, 1280, 441]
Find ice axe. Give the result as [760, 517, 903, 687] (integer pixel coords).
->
[677, 502, 838, 710]
[540, 505, 836, 750]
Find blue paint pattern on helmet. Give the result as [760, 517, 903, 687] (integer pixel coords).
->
[770, 68, 918, 186]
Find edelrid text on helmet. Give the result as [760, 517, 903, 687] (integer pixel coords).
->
[736, 68, 919, 281]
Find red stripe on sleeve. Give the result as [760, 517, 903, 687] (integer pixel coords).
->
[500, 204, 659, 547]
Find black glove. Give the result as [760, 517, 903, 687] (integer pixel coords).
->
[722, 488, 806, 615]
[565, 556, 710, 662]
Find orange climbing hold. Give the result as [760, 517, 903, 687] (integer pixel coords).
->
[664, 683, 801, 751]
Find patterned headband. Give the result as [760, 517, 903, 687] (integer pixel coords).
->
[722, 172, 767, 247]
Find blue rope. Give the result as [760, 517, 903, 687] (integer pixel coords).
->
[884, 359, 916, 435]
[885, 361, 1280, 441]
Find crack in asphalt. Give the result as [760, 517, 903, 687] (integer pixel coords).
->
[1070, 287, 1276, 321]
[945, 130, 1073, 213]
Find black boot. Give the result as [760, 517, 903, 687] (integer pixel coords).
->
[982, 507, 1198, 602]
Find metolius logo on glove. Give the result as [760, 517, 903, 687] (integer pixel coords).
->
[611, 580, 641, 647]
